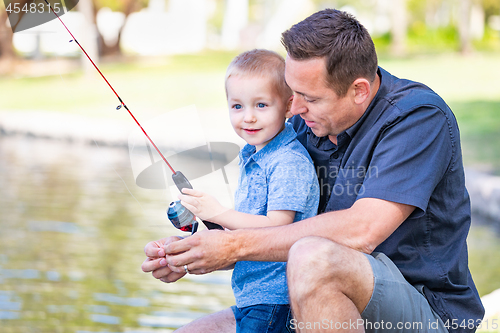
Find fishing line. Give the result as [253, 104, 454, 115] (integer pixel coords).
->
[45, 0, 224, 231]
[43, 0, 175, 175]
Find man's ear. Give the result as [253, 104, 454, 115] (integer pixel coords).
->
[285, 95, 294, 118]
[352, 78, 371, 105]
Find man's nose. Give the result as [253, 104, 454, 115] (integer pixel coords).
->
[290, 95, 307, 115]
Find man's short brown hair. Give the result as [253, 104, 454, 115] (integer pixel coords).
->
[281, 9, 378, 97]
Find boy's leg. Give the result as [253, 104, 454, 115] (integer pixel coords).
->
[286, 236, 448, 333]
[232, 304, 294, 333]
[174, 308, 236, 332]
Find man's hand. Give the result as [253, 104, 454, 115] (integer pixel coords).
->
[142, 237, 186, 283]
[164, 229, 239, 275]
[178, 188, 228, 221]
[143, 198, 415, 283]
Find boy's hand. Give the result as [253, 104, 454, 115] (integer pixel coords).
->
[179, 188, 228, 222]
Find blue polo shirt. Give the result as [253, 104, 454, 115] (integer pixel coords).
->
[289, 67, 484, 333]
[232, 122, 319, 308]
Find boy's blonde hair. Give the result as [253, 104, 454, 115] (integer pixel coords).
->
[225, 49, 293, 101]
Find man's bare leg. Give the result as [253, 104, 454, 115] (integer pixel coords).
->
[287, 236, 374, 333]
[174, 308, 236, 333]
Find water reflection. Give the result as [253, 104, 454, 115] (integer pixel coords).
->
[0, 136, 234, 332]
[1, 135, 499, 332]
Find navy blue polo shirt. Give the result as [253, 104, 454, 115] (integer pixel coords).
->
[289, 67, 484, 332]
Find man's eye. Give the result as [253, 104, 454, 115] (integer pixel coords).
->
[257, 103, 266, 108]
[304, 97, 316, 103]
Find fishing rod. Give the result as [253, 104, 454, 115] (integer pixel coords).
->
[43, 0, 222, 233]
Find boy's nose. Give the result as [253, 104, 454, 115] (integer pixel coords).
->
[243, 110, 256, 123]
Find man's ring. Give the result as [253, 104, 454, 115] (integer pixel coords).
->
[183, 265, 189, 274]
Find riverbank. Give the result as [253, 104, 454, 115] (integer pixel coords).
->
[0, 111, 132, 148]
[1, 110, 499, 223]
[478, 288, 500, 332]
[466, 169, 500, 224]
[1, 110, 499, 321]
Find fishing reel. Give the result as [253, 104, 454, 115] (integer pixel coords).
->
[168, 171, 223, 234]
[167, 200, 198, 233]
[42, 0, 222, 235]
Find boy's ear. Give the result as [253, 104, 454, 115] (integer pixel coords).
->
[285, 96, 294, 118]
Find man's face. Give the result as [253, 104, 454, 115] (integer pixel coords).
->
[284, 55, 359, 142]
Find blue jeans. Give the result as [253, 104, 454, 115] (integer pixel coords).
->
[231, 304, 294, 333]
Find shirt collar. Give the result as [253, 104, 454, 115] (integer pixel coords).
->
[240, 122, 297, 164]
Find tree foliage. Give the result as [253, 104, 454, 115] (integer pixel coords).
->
[92, 0, 149, 13]
[481, 0, 500, 19]
[91, 0, 150, 56]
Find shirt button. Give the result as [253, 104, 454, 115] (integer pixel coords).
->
[332, 152, 339, 159]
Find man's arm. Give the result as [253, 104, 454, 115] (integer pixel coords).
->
[162, 197, 415, 274]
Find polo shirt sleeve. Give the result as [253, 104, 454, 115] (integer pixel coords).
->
[266, 151, 318, 214]
[357, 105, 454, 216]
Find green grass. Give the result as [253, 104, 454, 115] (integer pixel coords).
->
[0, 51, 237, 117]
[468, 226, 500, 297]
[451, 100, 500, 172]
[1, 51, 500, 171]
[380, 53, 500, 173]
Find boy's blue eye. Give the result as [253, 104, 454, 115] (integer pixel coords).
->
[257, 103, 266, 108]
[234, 104, 242, 110]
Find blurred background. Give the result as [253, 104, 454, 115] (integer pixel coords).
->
[1, 0, 500, 332]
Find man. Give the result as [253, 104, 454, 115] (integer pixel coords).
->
[142, 9, 484, 333]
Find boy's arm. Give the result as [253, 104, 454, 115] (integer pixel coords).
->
[179, 188, 296, 229]
[211, 210, 296, 229]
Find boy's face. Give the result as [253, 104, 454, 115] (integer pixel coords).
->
[227, 74, 291, 151]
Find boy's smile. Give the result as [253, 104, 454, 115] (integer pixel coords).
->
[243, 128, 262, 134]
[227, 74, 291, 151]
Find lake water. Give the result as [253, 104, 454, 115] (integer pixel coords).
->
[0, 136, 235, 332]
[1, 135, 498, 332]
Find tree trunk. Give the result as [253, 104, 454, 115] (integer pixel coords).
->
[0, 10, 15, 60]
[221, 0, 249, 49]
[77, 0, 99, 77]
[459, 0, 473, 55]
[99, 0, 139, 57]
[0, 0, 31, 62]
[391, 0, 407, 57]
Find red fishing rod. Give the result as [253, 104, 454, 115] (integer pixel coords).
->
[43, 0, 174, 172]
[44, 0, 222, 232]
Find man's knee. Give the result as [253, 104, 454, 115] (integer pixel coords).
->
[289, 237, 336, 272]
[287, 237, 345, 291]
[288, 236, 355, 276]
[287, 237, 374, 305]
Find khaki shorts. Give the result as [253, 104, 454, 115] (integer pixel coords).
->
[361, 252, 448, 333]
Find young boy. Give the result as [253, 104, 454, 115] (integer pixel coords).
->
[179, 49, 319, 332]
